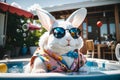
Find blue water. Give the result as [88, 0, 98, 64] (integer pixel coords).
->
[6, 61, 28, 73]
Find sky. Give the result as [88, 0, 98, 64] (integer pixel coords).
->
[6, 0, 87, 11]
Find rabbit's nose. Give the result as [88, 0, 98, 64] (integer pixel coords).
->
[66, 39, 71, 46]
[66, 39, 71, 43]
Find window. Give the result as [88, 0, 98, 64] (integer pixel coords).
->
[82, 22, 87, 38]
[100, 24, 107, 42]
[110, 23, 116, 39]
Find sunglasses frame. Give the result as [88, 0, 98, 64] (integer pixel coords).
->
[50, 27, 81, 39]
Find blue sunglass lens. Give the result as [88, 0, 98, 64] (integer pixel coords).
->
[53, 27, 65, 38]
[69, 28, 81, 39]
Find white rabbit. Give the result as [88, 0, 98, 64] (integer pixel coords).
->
[24, 8, 87, 73]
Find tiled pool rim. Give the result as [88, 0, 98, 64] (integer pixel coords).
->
[0, 58, 120, 80]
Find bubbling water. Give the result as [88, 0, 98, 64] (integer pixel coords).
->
[8, 65, 23, 73]
[6, 61, 106, 73]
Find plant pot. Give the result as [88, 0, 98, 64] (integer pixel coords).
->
[15, 47, 20, 57]
[29, 46, 38, 55]
[21, 47, 28, 56]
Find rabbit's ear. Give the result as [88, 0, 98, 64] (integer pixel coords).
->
[66, 8, 87, 28]
[36, 9, 56, 31]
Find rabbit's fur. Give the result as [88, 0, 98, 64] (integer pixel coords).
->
[24, 8, 87, 73]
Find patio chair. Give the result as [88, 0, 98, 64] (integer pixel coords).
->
[86, 40, 97, 58]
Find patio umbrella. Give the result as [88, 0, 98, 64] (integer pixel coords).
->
[28, 23, 41, 30]
[0, 2, 34, 18]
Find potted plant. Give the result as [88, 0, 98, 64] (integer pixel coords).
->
[26, 20, 46, 55]
[6, 14, 28, 57]
[28, 27, 46, 55]
[10, 22, 30, 56]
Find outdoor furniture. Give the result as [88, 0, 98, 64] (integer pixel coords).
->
[86, 40, 97, 58]
[102, 43, 115, 60]
[85, 40, 114, 59]
[97, 44, 107, 59]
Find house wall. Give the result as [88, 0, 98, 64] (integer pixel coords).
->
[0, 13, 5, 46]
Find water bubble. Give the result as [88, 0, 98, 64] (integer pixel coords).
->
[8, 65, 22, 73]
[79, 65, 90, 74]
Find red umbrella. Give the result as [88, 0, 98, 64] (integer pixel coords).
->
[28, 23, 41, 30]
[0, 2, 33, 18]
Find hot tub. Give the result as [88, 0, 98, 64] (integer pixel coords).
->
[0, 58, 120, 80]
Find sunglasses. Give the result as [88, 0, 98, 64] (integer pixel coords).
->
[50, 27, 81, 39]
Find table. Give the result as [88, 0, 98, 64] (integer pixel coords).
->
[97, 44, 107, 59]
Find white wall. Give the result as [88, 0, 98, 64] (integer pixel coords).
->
[0, 13, 5, 46]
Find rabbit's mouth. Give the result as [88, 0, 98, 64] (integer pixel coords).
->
[66, 43, 71, 47]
